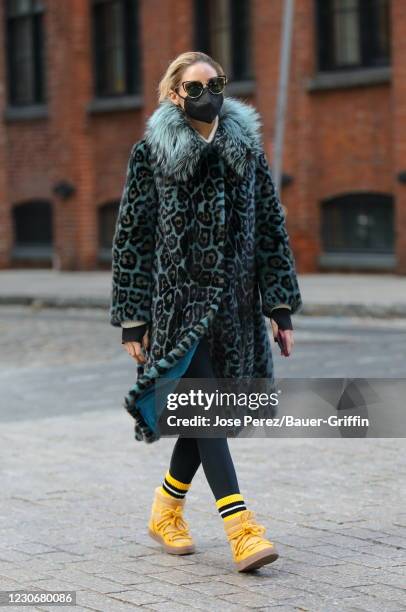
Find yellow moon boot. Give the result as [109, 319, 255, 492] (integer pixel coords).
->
[224, 509, 279, 571]
[148, 486, 195, 555]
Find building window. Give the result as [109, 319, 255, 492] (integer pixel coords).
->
[12, 200, 53, 259]
[321, 193, 394, 254]
[316, 0, 391, 72]
[92, 0, 141, 97]
[5, 0, 46, 106]
[194, 0, 253, 82]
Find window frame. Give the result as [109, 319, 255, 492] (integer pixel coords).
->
[5, 0, 46, 106]
[315, 0, 391, 73]
[91, 0, 141, 99]
[12, 199, 53, 261]
[320, 192, 395, 255]
[194, 0, 253, 83]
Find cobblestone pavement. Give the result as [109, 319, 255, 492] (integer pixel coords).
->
[0, 306, 405, 611]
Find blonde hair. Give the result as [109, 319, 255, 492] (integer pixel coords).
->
[158, 51, 225, 103]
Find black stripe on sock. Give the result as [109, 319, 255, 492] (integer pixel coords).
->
[217, 500, 246, 513]
[162, 481, 186, 499]
[220, 505, 247, 519]
[164, 478, 188, 496]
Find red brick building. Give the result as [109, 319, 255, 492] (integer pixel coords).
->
[0, 0, 404, 273]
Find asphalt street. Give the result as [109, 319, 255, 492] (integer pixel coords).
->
[1, 305, 406, 423]
[0, 305, 405, 611]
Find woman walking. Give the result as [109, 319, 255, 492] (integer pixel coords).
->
[110, 51, 303, 572]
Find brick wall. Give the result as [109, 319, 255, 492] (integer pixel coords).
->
[0, 0, 400, 273]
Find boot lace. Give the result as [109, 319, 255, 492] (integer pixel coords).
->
[230, 514, 272, 557]
[156, 506, 191, 542]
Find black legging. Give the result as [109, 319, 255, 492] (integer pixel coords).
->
[167, 335, 241, 500]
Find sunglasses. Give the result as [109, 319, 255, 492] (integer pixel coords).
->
[176, 75, 228, 99]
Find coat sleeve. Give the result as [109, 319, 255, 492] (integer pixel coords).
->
[254, 150, 303, 317]
[109, 140, 158, 327]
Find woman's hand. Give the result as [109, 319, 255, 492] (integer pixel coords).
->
[270, 319, 294, 357]
[123, 329, 150, 364]
[270, 307, 294, 357]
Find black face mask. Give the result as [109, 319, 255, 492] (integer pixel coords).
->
[183, 89, 224, 124]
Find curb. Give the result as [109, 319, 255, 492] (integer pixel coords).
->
[2, 295, 406, 318]
[300, 304, 406, 318]
[0, 296, 108, 309]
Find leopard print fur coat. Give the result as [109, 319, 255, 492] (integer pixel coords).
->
[110, 95, 303, 443]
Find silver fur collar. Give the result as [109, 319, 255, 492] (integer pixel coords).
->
[144, 96, 263, 182]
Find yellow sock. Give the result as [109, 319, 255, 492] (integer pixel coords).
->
[216, 493, 247, 521]
[161, 470, 191, 499]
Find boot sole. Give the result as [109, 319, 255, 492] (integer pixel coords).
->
[237, 547, 279, 572]
[148, 527, 196, 555]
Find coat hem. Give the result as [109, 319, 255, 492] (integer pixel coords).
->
[123, 304, 220, 443]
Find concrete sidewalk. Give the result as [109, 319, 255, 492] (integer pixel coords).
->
[1, 409, 405, 612]
[1, 269, 406, 317]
